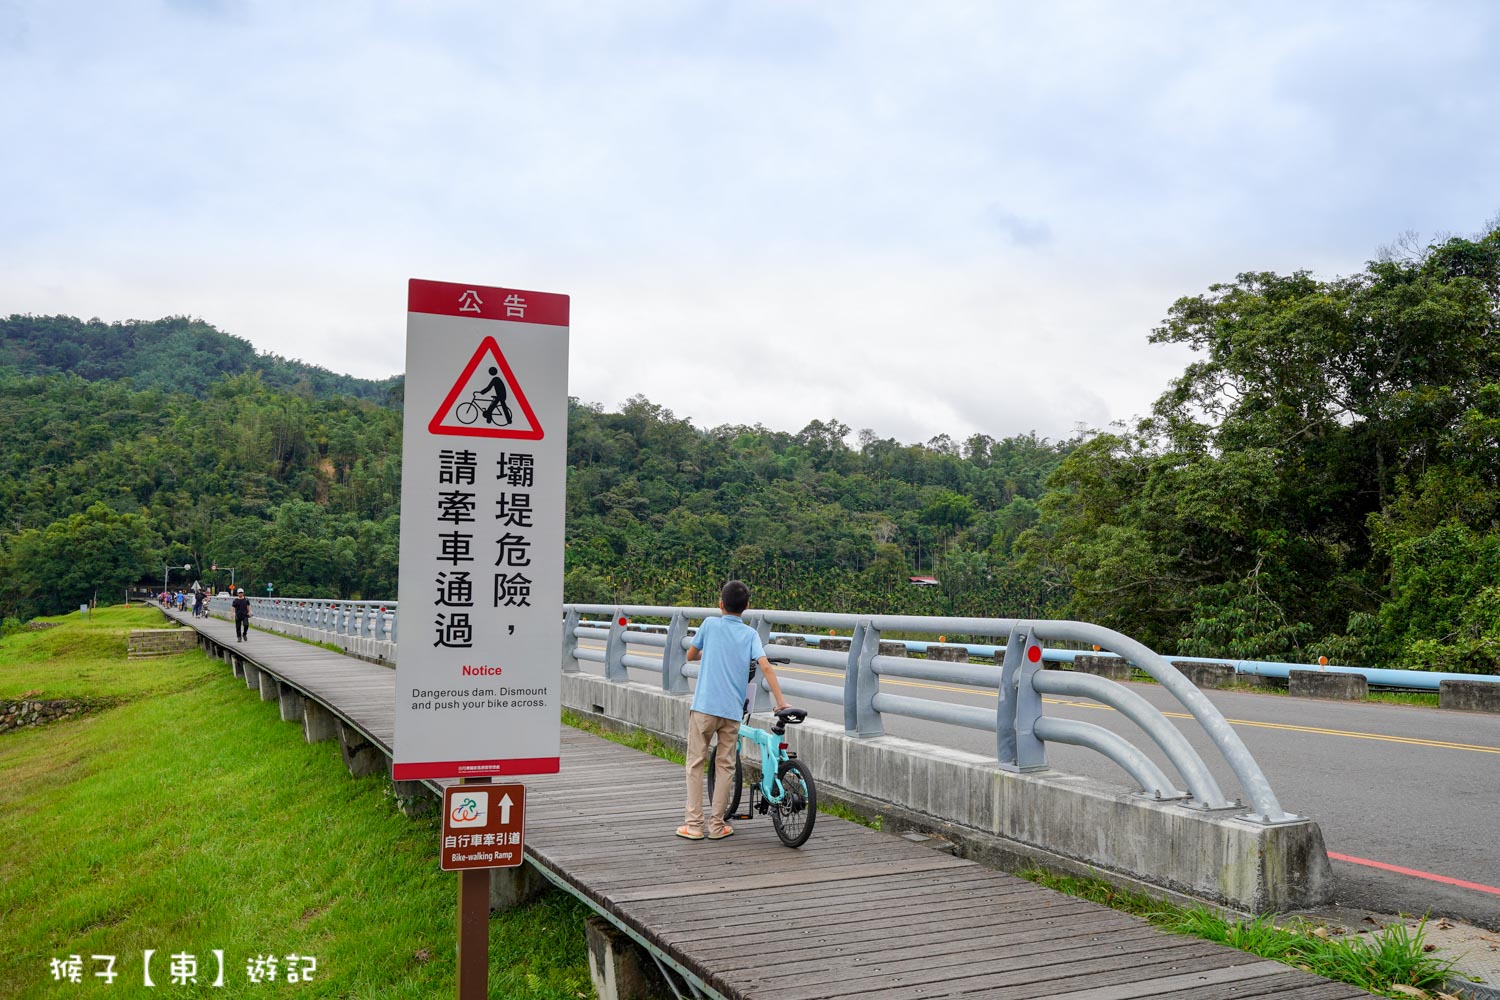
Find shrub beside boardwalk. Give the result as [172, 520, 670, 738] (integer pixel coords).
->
[0, 606, 594, 998]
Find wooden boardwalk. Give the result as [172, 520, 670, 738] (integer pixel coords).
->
[165, 608, 1369, 999]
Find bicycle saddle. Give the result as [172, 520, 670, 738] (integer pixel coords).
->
[773, 707, 807, 724]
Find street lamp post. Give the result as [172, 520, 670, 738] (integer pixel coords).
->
[212, 563, 237, 590]
[163, 561, 192, 598]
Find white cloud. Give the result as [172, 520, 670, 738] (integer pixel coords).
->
[2, 1, 1496, 443]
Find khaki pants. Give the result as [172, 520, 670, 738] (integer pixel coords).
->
[684, 710, 740, 835]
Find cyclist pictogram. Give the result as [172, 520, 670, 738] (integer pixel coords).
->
[427, 336, 544, 440]
[448, 790, 487, 827]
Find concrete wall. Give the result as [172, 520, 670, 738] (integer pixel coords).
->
[1289, 670, 1368, 700]
[127, 628, 197, 659]
[1440, 680, 1500, 713]
[561, 671, 1333, 913]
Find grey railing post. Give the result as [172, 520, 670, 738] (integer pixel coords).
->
[843, 622, 868, 733]
[561, 608, 580, 673]
[604, 609, 628, 683]
[1015, 630, 1048, 771]
[747, 614, 773, 712]
[996, 624, 1022, 765]
[662, 612, 689, 694]
[855, 622, 883, 738]
[998, 624, 1047, 772]
[387, 605, 398, 644]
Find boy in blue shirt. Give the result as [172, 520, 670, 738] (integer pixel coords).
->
[678, 580, 789, 841]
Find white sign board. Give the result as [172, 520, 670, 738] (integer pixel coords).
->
[393, 279, 569, 781]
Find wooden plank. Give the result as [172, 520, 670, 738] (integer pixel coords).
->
[669, 893, 1121, 952]
[748, 927, 1219, 999]
[610, 855, 974, 903]
[627, 871, 1043, 931]
[1197, 975, 1367, 999]
[694, 904, 1145, 970]
[797, 946, 1257, 1000]
[1039, 959, 1301, 1000]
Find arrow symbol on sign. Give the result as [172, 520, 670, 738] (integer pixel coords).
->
[498, 793, 513, 825]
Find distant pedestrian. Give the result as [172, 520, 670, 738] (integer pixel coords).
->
[193, 590, 206, 618]
[232, 588, 251, 641]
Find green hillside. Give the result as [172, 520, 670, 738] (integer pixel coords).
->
[4, 222, 1499, 674]
[0, 314, 402, 405]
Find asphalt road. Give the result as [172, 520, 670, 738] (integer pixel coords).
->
[580, 645, 1500, 928]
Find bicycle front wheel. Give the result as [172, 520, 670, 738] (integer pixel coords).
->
[455, 401, 480, 425]
[770, 758, 816, 848]
[705, 742, 742, 823]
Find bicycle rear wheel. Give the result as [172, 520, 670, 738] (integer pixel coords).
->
[705, 742, 742, 823]
[770, 758, 816, 848]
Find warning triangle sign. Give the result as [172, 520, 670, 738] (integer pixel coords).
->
[428, 336, 545, 440]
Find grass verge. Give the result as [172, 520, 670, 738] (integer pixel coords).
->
[2, 606, 595, 999]
[1019, 868, 1460, 999]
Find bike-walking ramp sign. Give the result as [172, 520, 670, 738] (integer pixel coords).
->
[394, 278, 568, 782]
[428, 335, 544, 440]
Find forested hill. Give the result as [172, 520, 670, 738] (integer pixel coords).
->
[4, 223, 1500, 676]
[0, 314, 402, 405]
[0, 356, 1073, 629]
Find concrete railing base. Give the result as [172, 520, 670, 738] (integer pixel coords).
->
[1170, 660, 1235, 689]
[562, 672, 1333, 913]
[1440, 680, 1500, 713]
[1070, 654, 1132, 682]
[1289, 670, 1369, 700]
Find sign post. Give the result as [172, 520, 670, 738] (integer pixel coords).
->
[394, 279, 568, 999]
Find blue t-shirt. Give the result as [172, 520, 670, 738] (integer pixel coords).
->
[690, 615, 766, 720]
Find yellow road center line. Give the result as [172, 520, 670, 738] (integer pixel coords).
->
[587, 644, 1500, 755]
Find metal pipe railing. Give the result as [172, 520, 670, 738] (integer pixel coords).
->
[1032, 668, 1228, 808]
[1033, 717, 1183, 800]
[209, 595, 1308, 823]
[570, 604, 1295, 823]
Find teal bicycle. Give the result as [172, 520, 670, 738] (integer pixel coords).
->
[707, 656, 818, 848]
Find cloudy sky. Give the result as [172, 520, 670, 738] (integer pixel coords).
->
[3, 1, 1497, 444]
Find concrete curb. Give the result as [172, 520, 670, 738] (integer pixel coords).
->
[1448, 977, 1500, 1000]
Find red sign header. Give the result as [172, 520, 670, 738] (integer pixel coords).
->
[408, 279, 569, 327]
